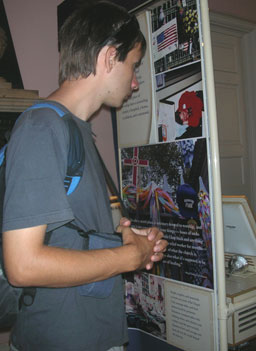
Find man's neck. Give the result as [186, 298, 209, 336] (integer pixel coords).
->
[47, 77, 104, 122]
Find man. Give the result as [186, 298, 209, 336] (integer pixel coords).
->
[2, 1, 167, 351]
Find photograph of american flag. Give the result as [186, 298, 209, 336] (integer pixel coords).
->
[157, 18, 178, 52]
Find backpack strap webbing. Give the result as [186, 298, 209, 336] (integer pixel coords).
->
[26, 102, 85, 196]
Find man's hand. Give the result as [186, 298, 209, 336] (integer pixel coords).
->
[131, 227, 167, 270]
[118, 217, 168, 270]
[119, 226, 157, 271]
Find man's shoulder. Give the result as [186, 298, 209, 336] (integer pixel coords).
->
[12, 104, 69, 139]
[24, 104, 67, 125]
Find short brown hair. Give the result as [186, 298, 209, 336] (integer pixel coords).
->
[59, 0, 146, 85]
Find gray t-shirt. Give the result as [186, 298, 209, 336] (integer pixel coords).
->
[3, 101, 127, 351]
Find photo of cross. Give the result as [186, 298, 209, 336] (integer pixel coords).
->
[123, 147, 149, 187]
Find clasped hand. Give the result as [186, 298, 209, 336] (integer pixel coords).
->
[117, 217, 168, 270]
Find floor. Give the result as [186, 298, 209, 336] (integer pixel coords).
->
[0, 331, 256, 350]
[228, 338, 256, 351]
[0, 330, 10, 351]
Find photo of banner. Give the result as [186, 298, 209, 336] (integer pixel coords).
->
[121, 138, 213, 289]
[151, 0, 200, 74]
[152, 17, 178, 63]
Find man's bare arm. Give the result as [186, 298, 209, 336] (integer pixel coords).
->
[3, 224, 158, 288]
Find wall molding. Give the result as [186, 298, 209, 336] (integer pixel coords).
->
[0, 88, 39, 112]
[210, 12, 256, 36]
[210, 11, 256, 213]
[241, 29, 256, 213]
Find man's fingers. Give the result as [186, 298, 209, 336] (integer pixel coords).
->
[151, 252, 164, 262]
[119, 217, 131, 227]
[115, 225, 122, 233]
[145, 262, 153, 270]
[130, 227, 148, 236]
[153, 239, 168, 253]
[147, 227, 164, 241]
[131, 227, 164, 241]
[145, 252, 164, 270]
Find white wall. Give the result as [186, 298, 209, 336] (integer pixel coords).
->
[3, 0, 62, 97]
[3, 0, 117, 185]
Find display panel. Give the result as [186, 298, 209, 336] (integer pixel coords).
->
[223, 196, 256, 256]
[116, 0, 222, 349]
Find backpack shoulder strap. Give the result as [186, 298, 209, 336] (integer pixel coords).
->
[26, 102, 85, 196]
[26, 102, 66, 117]
[62, 114, 85, 195]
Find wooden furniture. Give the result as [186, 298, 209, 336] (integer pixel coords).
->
[0, 77, 39, 113]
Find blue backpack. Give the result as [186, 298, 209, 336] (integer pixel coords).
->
[0, 102, 85, 329]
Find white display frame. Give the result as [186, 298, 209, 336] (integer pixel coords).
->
[117, 1, 229, 350]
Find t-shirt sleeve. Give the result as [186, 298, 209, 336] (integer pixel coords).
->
[2, 108, 74, 232]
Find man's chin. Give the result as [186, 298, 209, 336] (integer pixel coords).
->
[122, 94, 132, 104]
[105, 95, 131, 109]
[105, 101, 124, 110]
[116, 97, 130, 109]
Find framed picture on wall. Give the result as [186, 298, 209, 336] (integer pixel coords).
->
[0, 0, 23, 89]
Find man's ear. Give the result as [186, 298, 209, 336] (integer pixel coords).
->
[105, 46, 117, 73]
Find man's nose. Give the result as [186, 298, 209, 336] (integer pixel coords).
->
[131, 73, 139, 91]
